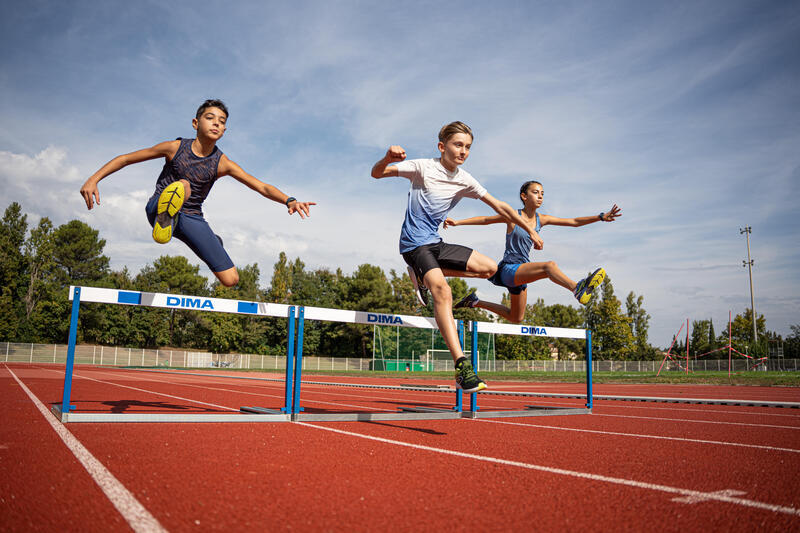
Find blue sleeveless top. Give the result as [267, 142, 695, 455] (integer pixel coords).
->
[500, 211, 541, 265]
[150, 138, 223, 216]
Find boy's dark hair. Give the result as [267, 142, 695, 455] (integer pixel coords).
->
[438, 121, 473, 143]
[196, 99, 229, 119]
[520, 180, 542, 202]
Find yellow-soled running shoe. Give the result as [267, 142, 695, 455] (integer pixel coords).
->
[152, 182, 185, 244]
[455, 357, 487, 393]
[574, 267, 606, 305]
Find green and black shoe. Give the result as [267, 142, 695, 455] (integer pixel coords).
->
[455, 357, 487, 393]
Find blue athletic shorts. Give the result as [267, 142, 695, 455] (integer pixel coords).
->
[487, 261, 527, 295]
[145, 195, 234, 273]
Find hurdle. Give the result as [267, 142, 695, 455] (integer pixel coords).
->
[53, 286, 593, 423]
[267, 305, 593, 421]
[52, 286, 294, 422]
[462, 321, 593, 419]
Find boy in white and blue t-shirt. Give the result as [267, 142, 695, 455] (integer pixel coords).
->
[371, 121, 543, 392]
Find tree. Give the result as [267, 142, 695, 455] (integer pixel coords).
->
[52, 220, 110, 283]
[18, 217, 59, 342]
[625, 292, 654, 358]
[0, 203, 28, 340]
[689, 320, 712, 357]
[720, 308, 767, 356]
[135, 256, 209, 348]
[586, 276, 634, 360]
[206, 264, 271, 354]
[268, 252, 292, 304]
[785, 324, 800, 359]
[23, 217, 56, 320]
[495, 297, 552, 360]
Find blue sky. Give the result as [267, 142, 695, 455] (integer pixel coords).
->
[1, 0, 798, 348]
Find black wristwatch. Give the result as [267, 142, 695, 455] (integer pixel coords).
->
[599, 212, 605, 221]
[285, 196, 296, 207]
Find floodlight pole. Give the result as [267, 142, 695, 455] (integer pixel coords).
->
[739, 226, 757, 344]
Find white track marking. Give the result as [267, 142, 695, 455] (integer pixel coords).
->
[79, 368, 800, 439]
[473, 418, 800, 453]
[49, 366, 389, 414]
[5, 366, 166, 532]
[43, 368, 239, 411]
[297, 422, 800, 516]
[591, 412, 800, 430]
[673, 489, 747, 504]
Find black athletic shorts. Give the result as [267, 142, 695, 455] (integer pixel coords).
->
[401, 242, 473, 279]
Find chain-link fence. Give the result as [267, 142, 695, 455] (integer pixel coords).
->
[2, 342, 797, 372]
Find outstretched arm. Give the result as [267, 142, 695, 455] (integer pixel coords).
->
[371, 146, 406, 178]
[80, 140, 180, 210]
[219, 155, 316, 218]
[540, 204, 622, 227]
[480, 192, 544, 249]
[443, 214, 506, 229]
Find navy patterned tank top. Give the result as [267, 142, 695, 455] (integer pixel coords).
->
[150, 138, 223, 216]
[500, 211, 541, 265]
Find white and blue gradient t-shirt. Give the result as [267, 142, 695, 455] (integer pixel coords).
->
[394, 158, 487, 253]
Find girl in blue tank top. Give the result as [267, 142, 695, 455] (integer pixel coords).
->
[80, 99, 316, 287]
[444, 180, 621, 322]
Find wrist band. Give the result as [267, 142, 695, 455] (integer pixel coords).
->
[599, 212, 605, 221]
[285, 197, 296, 206]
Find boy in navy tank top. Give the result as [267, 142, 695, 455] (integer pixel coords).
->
[446, 180, 621, 322]
[80, 99, 315, 287]
[371, 122, 544, 392]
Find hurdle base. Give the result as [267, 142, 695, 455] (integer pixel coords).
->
[293, 408, 464, 422]
[240, 406, 285, 415]
[50, 403, 290, 423]
[463, 406, 591, 419]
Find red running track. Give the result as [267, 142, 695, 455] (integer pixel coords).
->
[2, 362, 799, 532]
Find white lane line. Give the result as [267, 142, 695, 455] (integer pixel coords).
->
[5, 365, 166, 533]
[41, 367, 238, 411]
[76, 368, 385, 413]
[296, 422, 800, 517]
[592, 412, 800, 430]
[474, 418, 800, 453]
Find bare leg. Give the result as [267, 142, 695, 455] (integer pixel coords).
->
[423, 268, 465, 363]
[214, 266, 239, 287]
[466, 261, 576, 323]
[474, 290, 528, 323]
[513, 261, 576, 292]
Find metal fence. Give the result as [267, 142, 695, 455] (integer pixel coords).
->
[2, 342, 797, 372]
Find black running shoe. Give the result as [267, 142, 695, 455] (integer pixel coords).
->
[454, 290, 479, 309]
[455, 357, 487, 392]
[407, 266, 429, 307]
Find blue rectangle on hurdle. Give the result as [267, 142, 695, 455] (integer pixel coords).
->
[117, 291, 141, 305]
[237, 302, 258, 314]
